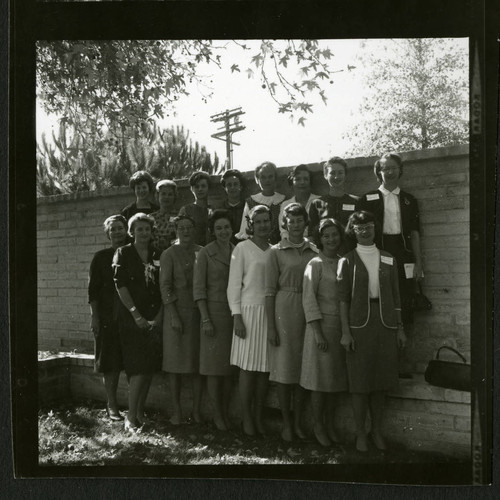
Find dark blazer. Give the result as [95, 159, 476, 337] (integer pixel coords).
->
[337, 249, 401, 329]
[356, 188, 420, 253]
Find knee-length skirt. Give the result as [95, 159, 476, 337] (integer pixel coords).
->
[119, 315, 162, 377]
[94, 317, 124, 373]
[230, 304, 268, 372]
[162, 305, 200, 374]
[268, 290, 306, 384]
[346, 305, 399, 393]
[200, 300, 233, 376]
[300, 313, 348, 393]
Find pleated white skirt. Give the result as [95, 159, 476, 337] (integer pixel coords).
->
[230, 304, 269, 372]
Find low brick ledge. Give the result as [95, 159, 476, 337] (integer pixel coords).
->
[38, 354, 470, 406]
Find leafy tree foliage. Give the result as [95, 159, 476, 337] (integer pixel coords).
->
[36, 121, 219, 196]
[342, 38, 468, 156]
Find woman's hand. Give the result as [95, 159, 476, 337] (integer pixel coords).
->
[397, 327, 407, 349]
[340, 330, 355, 352]
[90, 316, 100, 337]
[413, 262, 423, 282]
[202, 319, 215, 337]
[233, 315, 246, 339]
[267, 327, 280, 347]
[314, 329, 328, 352]
[134, 316, 150, 330]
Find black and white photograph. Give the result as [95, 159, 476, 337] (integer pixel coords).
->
[7, 0, 497, 493]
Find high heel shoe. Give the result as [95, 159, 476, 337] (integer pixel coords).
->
[124, 417, 140, 433]
[370, 432, 387, 451]
[106, 405, 124, 422]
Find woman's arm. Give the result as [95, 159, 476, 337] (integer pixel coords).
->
[302, 260, 326, 351]
[116, 286, 149, 330]
[339, 301, 355, 351]
[227, 245, 246, 338]
[89, 301, 100, 336]
[193, 248, 214, 337]
[160, 249, 183, 333]
[410, 229, 423, 281]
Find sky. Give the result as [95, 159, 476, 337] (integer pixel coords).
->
[36, 38, 468, 172]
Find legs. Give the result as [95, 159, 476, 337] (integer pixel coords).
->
[169, 373, 182, 425]
[191, 374, 203, 423]
[254, 372, 269, 434]
[239, 369, 257, 435]
[207, 375, 227, 430]
[103, 371, 121, 416]
[368, 391, 387, 450]
[127, 373, 151, 428]
[311, 391, 330, 446]
[351, 393, 369, 451]
[277, 383, 305, 441]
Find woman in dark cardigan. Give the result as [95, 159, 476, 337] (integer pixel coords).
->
[113, 213, 163, 432]
[88, 214, 128, 421]
[338, 211, 406, 452]
[121, 170, 159, 221]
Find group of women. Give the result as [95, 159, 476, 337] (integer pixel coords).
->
[88, 153, 423, 452]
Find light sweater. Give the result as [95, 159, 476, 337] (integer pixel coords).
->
[355, 244, 380, 299]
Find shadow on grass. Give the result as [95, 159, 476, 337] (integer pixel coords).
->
[38, 400, 466, 467]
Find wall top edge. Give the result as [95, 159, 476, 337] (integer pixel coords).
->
[37, 144, 469, 205]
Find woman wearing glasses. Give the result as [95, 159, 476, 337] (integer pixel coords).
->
[356, 153, 423, 332]
[337, 210, 406, 452]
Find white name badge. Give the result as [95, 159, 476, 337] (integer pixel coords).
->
[153, 260, 160, 267]
[381, 256, 393, 266]
[366, 193, 380, 201]
[342, 204, 355, 211]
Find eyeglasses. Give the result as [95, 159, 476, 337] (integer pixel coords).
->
[353, 223, 374, 233]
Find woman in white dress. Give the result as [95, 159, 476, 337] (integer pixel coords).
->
[236, 162, 285, 244]
[227, 205, 272, 436]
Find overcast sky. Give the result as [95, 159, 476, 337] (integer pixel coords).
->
[36, 38, 468, 172]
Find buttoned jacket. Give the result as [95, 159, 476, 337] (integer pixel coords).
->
[193, 240, 235, 303]
[337, 248, 401, 329]
[356, 188, 420, 253]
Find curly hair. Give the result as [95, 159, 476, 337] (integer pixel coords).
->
[156, 179, 178, 197]
[323, 157, 348, 176]
[287, 164, 312, 187]
[220, 169, 245, 189]
[129, 170, 155, 192]
[281, 202, 309, 229]
[246, 204, 271, 236]
[208, 209, 231, 235]
[189, 170, 211, 187]
[313, 218, 344, 250]
[103, 214, 127, 240]
[127, 212, 155, 237]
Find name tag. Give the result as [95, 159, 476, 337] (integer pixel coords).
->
[381, 256, 393, 265]
[367, 193, 379, 201]
[153, 260, 160, 267]
[342, 204, 355, 211]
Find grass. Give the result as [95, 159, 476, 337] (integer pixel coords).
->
[38, 400, 463, 467]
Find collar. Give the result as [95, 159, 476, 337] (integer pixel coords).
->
[277, 238, 318, 253]
[205, 240, 234, 261]
[379, 185, 400, 196]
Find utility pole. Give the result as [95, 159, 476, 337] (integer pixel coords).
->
[210, 107, 245, 170]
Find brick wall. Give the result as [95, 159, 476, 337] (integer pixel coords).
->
[37, 145, 470, 373]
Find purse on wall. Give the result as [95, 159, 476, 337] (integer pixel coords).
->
[424, 345, 471, 392]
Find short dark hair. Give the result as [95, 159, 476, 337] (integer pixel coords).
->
[254, 161, 277, 180]
[282, 202, 309, 229]
[128, 212, 155, 237]
[189, 170, 211, 187]
[344, 210, 381, 244]
[323, 157, 347, 176]
[246, 204, 271, 236]
[221, 169, 245, 189]
[374, 153, 403, 182]
[314, 218, 344, 250]
[129, 170, 155, 192]
[287, 164, 312, 187]
[173, 214, 196, 230]
[103, 214, 127, 240]
[208, 209, 231, 234]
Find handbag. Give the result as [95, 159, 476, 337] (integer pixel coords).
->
[424, 346, 471, 392]
[410, 282, 432, 312]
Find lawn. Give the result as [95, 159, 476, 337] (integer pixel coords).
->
[38, 400, 463, 467]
